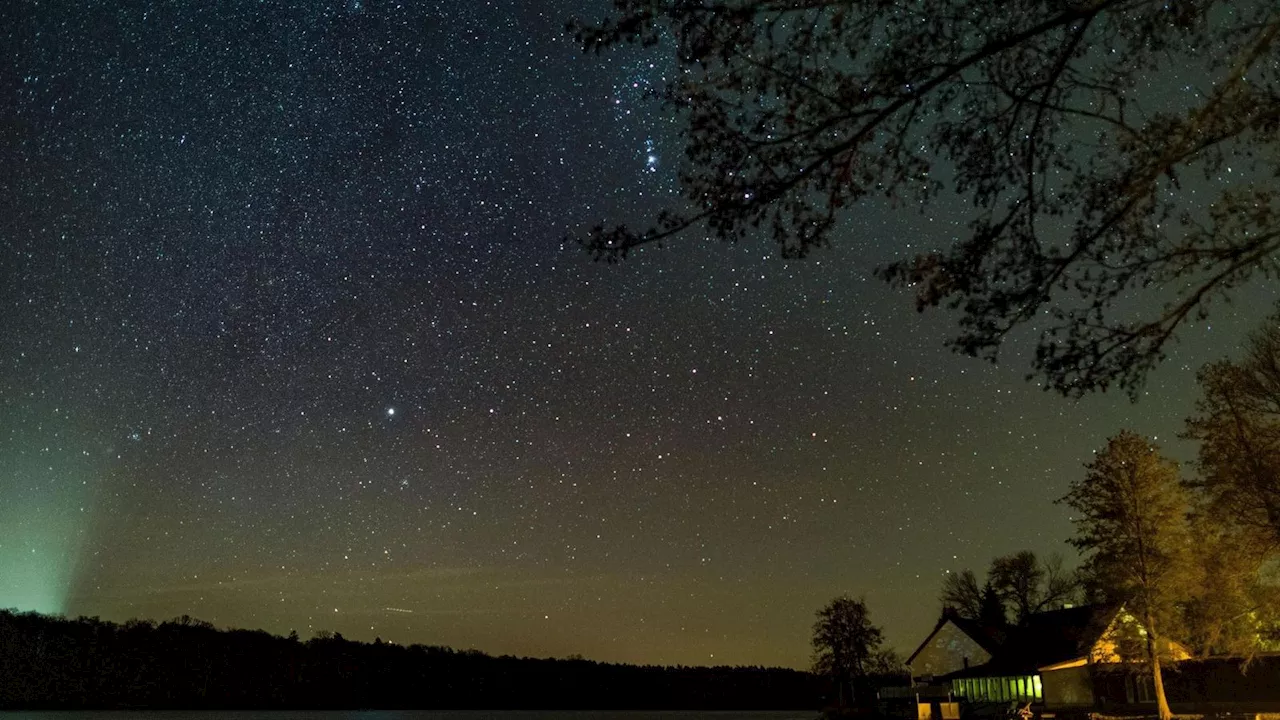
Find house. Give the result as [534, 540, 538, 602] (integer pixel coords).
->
[1035, 606, 1192, 709]
[906, 608, 1004, 681]
[907, 605, 1192, 708]
[1077, 656, 1280, 712]
[1040, 630, 1280, 714]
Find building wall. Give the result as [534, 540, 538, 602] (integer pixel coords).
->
[1099, 658, 1280, 706]
[1042, 666, 1094, 710]
[1047, 658, 1280, 712]
[909, 621, 991, 679]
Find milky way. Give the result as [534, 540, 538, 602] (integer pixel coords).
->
[2, 0, 1276, 668]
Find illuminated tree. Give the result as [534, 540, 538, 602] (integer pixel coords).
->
[811, 595, 891, 709]
[1061, 431, 1194, 720]
[569, 0, 1280, 397]
[1185, 315, 1280, 545]
[1181, 512, 1280, 658]
[1181, 313, 1280, 656]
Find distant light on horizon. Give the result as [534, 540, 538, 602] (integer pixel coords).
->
[3, 0, 1260, 669]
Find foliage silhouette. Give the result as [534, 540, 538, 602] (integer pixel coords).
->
[939, 569, 984, 622]
[0, 608, 825, 710]
[568, 0, 1280, 397]
[989, 550, 1079, 624]
[939, 550, 1078, 625]
[810, 595, 905, 709]
[1187, 312, 1280, 546]
[977, 582, 1007, 630]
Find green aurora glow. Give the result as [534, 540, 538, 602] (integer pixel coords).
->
[1, 422, 95, 616]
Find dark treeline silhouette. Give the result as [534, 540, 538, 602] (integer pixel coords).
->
[0, 609, 825, 710]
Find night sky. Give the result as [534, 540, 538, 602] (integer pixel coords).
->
[2, 0, 1277, 669]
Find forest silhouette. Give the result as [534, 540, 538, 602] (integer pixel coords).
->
[0, 608, 836, 710]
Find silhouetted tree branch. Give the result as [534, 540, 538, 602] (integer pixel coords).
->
[1186, 312, 1280, 544]
[568, 0, 1280, 397]
[939, 569, 983, 620]
[811, 595, 900, 709]
[942, 550, 1079, 625]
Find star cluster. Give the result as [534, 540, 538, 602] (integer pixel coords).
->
[2, 0, 1275, 668]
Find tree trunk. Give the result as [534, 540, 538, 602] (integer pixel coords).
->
[1144, 613, 1174, 720]
[1151, 659, 1172, 720]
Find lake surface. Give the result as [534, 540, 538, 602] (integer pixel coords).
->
[0, 707, 814, 712]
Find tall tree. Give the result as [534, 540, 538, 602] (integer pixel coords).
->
[990, 552, 1044, 625]
[569, 1, 1280, 397]
[1185, 315, 1280, 546]
[939, 569, 984, 620]
[978, 582, 1008, 630]
[942, 551, 1078, 624]
[1061, 431, 1195, 720]
[1181, 511, 1280, 658]
[812, 595, 889, 710]
[990, 551, 1080, 624]
[1040, 553, 1082, 613]
[1181, 318, 1280, 657]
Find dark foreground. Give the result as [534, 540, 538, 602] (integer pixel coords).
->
[0, 707, 814, 712]
[0, 610, 825, 710]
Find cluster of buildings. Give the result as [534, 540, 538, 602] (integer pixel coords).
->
[898, 605, 1280, 716]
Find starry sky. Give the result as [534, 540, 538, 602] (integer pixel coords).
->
[2, 0, 1277, 669]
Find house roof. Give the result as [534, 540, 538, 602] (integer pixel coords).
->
[937, 605, 1117, 679]
[906, 607, 1006, 668]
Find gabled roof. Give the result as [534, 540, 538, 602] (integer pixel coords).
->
[992, 605, 1111, 674]
[937, 605, 1118, 679]
[906, 607, 1005, 668]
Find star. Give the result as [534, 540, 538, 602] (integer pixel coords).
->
[5, 0, 1250, 672]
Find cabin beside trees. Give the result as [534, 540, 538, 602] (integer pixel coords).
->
[903, 602, 1280, 715]
[905, 605, 1211, 711]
